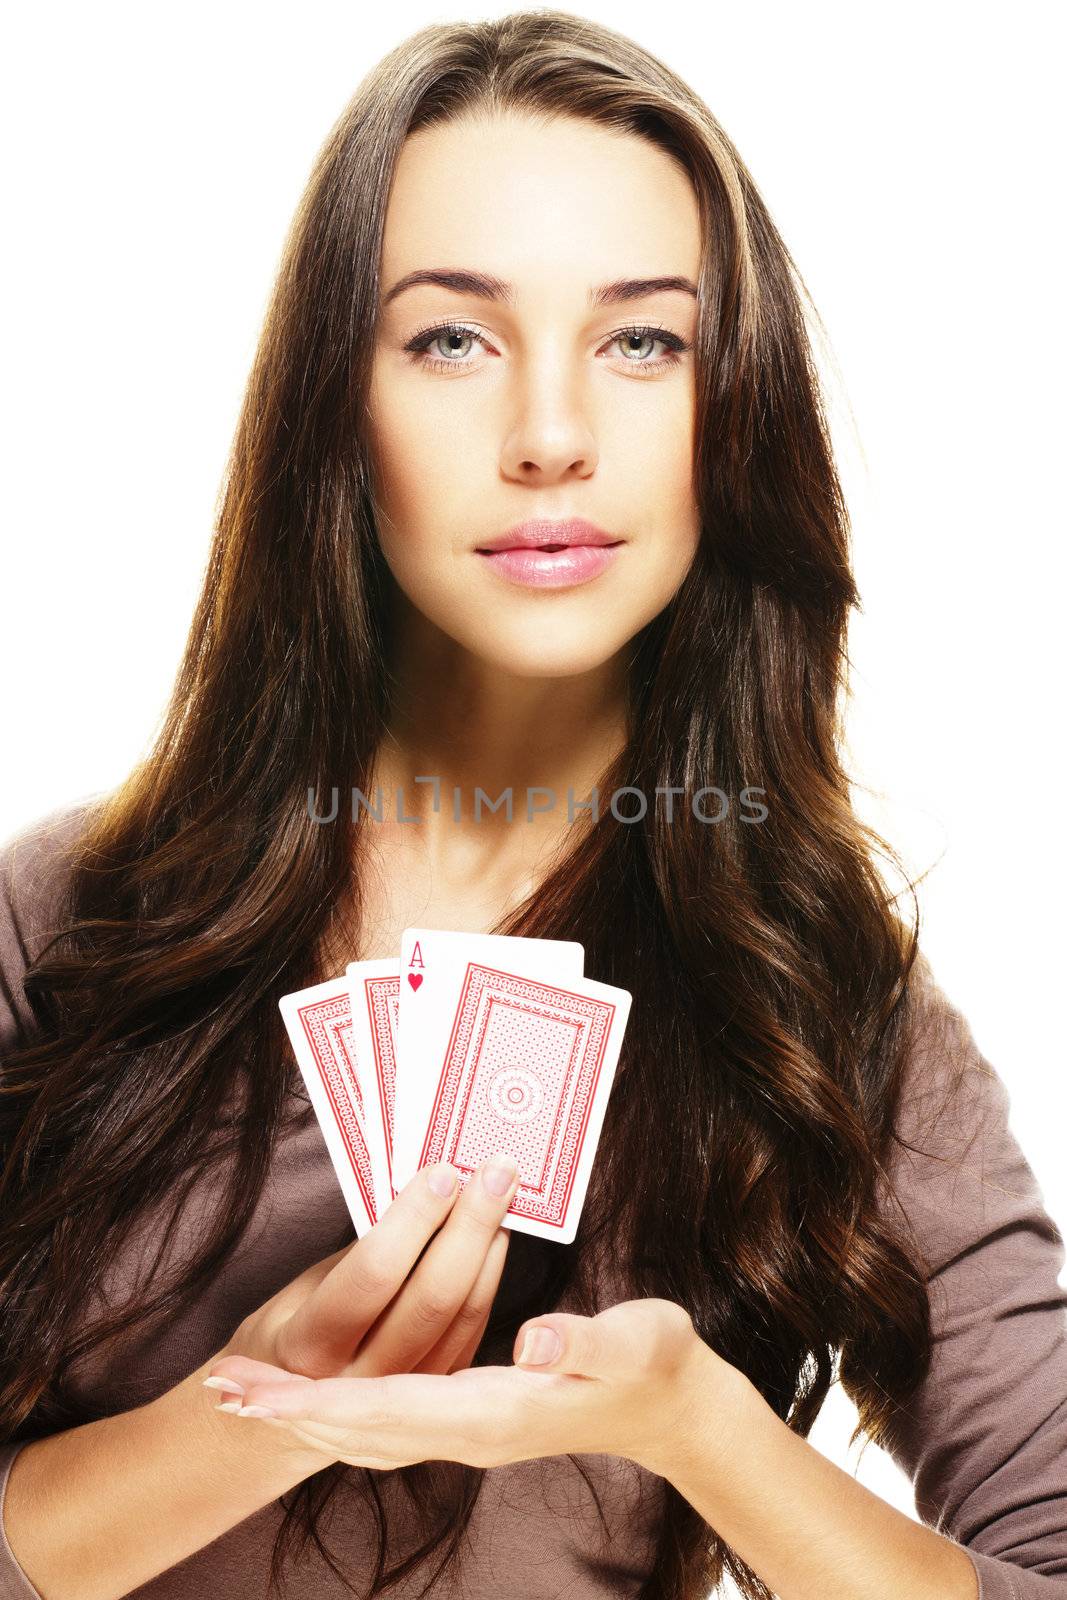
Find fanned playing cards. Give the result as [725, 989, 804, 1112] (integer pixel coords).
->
[279, 928, 630, 1245]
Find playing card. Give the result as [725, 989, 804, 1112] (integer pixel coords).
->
[344, 956, 401, 1208]
[393, 928, 585, 1192]
[407, 961, 630, 1245]
[278, 975, 383, 1235]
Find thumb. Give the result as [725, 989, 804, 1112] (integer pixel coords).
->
[204, 1353, 305, 1396]
[513, 1311, 613, 1378]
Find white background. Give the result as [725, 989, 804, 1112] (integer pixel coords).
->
[2, 0, 1064, 1570]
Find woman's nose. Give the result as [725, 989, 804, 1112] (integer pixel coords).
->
[499, 358, 599, 483]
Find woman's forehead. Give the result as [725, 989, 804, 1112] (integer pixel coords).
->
[378, 112, 702, 294]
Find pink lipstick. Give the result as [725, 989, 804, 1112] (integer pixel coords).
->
[474, 518, 624, 589]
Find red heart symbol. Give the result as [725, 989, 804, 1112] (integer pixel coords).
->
[407, 973, 423, 991]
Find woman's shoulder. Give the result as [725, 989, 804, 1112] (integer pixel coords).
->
[891, 949, 1011, 1169]
[0, 794, 103, 1053]
[884, 947, 1062, 1297]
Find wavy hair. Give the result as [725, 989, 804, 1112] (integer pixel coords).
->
[0, 12, 931, 1598]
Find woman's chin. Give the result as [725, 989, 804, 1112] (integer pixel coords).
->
[457, 630, 632, 681]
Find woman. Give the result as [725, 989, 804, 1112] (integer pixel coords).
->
[1, 10, 1064, 1599]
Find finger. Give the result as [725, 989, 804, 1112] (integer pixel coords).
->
[231, 1366, 507, 1433]
[357, 1155, 520, 1374]
[204, 1355, 301, 1395]
[219, 1366, 524, 1469]
[412, 1226, 510, 1374]
[276, 1162, 462, 1373]
[513, 1312, 599, 1375]
[511, 1299, 696, 1379]
[232, 1369, 444, 1425]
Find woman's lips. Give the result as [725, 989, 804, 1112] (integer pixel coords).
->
[475, 543, 623, 588]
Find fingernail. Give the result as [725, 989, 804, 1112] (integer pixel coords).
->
[426, 1162, 458, 1197]
[203, 1377, 244, 1397]
[483, 1153, 518, 1197]
[215, 1399, 244, 1413]
[235, 1404, 277, 1419]
[518, 1327, 561, 1365]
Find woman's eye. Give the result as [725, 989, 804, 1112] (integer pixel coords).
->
[613, 329, 674, 365]
[403, 321, 689, 374]
[403, 323, 489, 370]
[420, 326, 481, 364]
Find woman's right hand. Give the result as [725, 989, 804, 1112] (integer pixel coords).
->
[211, 1153, 520, 1401]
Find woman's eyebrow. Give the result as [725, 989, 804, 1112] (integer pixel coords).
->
[381, 268, 698, 308]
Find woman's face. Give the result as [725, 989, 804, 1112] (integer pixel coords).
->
[368, 110, 703, 680]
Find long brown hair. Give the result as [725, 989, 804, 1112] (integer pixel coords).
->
[1, 12, 933, 1597]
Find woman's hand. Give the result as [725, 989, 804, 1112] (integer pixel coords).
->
[206, 1295, 721, 1478]
[202, 1153, 522, 1466]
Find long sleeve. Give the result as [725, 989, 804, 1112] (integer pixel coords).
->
[0, 801, 96, 1600]
[2, 804, 1065, 1597]
[0, 799, 97, 1055]
[0, 799, 669, 1600]
[880, 958, 1067, 1597]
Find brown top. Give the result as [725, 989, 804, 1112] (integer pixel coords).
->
[1, 800, 1065, 1600]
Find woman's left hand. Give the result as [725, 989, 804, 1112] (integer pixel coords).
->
[206, 1297, 720, 1476]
